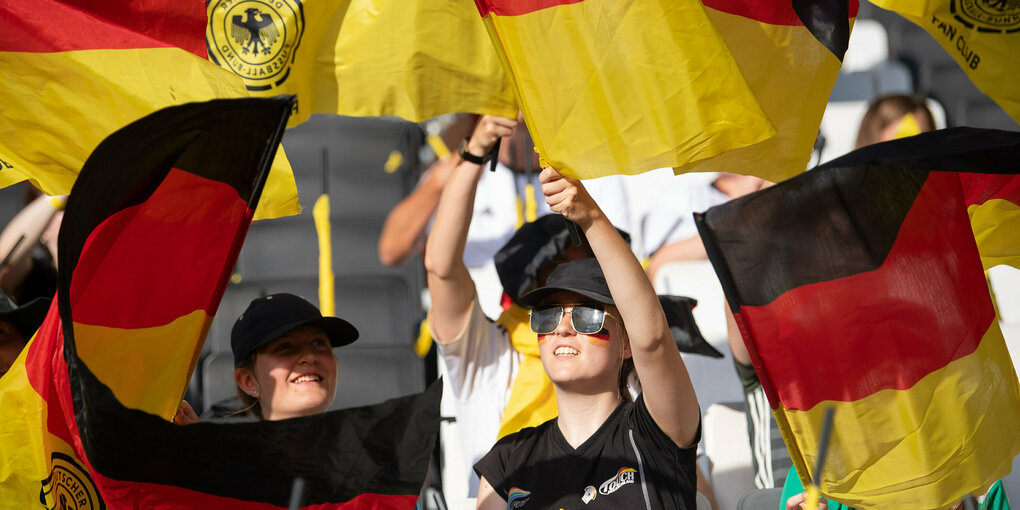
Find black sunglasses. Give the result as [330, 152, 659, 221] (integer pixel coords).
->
[529, 304, 615, 335]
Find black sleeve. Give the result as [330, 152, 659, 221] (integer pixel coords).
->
[473, 436, 512, 501]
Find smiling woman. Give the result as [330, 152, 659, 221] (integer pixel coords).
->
[229, 293, 359, 421]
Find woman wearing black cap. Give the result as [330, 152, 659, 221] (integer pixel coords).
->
[474, 168, 701, 509]
[229, 293, 359, 421]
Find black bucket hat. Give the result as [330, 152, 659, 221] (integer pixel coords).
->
[231, 293, 358, 365]
[517, 258, 613, 307]
[0, 291, 51, 339]
[494, 214, 629, 304]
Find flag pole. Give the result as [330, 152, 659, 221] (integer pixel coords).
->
[805, 406, 835, 510]
[314, 148, 335, 316]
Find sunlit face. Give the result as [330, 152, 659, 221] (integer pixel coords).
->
[234, 325, 337, 420]
[0, 319, 27, 379]
[536, 291, 630, 394]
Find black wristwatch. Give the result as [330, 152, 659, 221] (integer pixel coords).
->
[459, 137, 491, 165]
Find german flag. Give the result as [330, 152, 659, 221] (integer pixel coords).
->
[677, 0, 859, 182]
[474, 0, 776, 179]
[0, 0, 299, 220]
[871, 0, 1020, 123]
[696, 128, 1020, 508]
[0, 97, 441, 508]
[206, 0, 517, 125]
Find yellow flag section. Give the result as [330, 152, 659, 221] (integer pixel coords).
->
[779, 323, 1018, 509]
[960, 172, 1020, 270]
[871, 0, 1020, 123]
[207, 0, 517, 125]
[677, 0, 857, 182]
[0, 0, 299, 221]
[476, 0, 775, 180]
[0, 311, 99, 510]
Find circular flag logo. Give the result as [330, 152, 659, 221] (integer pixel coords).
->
[951, 0, 1020, 33]
[207, 0, 306, 91]
[39, 453, 105, 510]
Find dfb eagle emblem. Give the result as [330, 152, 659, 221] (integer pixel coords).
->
[231, 8, 280, 55]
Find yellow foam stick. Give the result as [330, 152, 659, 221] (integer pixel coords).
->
[414, 319, 433, 358]
[427, 134, 450, 159]
[312, 194, 335, 316]
[384, 150, 404, 173]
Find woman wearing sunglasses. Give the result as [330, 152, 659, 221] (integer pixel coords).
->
[474, 168, 701, 509]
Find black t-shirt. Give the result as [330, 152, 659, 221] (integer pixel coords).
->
[474, 395, 700, 509]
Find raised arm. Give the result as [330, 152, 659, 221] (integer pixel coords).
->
[0, 195, 63, 298]
[424, 115, 516, 343]
[378, 156, 457, 266]
[539, 167, 700, 447]
[378, 115, 478, 266]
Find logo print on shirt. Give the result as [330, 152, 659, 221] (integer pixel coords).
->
[598, 467, 637, 495]
[582, 485, 597, 504]
[508, 487, 531, 509]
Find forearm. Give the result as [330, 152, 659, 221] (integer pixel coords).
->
[583, 214, 671, 351]
[0, 196, 61, 291]
[645, 236, 707, 282]
[426, 115, 517, 341]
[378, 162, 449, 266]
[424, 160, 483, 280]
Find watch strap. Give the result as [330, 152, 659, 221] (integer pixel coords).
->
[459, 137, 489, 165]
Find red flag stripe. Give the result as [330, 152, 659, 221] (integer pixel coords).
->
[93, 471, 419, 510]
[69, 168, 250, 329]
[702, 0, 858, 26]
[960, 173, 1020, 205]
[475, 0, 587, 17]
[1, 0, 204, 54]
[740, 172, 992, 411]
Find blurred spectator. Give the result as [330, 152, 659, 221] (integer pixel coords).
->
[855, 94, 935, 149]
[0, 188, 63, 304]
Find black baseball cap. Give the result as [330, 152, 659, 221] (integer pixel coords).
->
[0, 291, 51, 339]
[494, 214, 630, 304]
[230, 293, 358, 365]
[518, 258, 614, 308]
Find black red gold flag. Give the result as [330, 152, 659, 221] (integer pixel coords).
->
[695, 127, 1020, 509]
[0, 96, 440, 509]
[0, 0, 300, 220]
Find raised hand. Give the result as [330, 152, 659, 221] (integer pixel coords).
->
[466, 115, 517, 159]
[539, 166, 600, 227]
